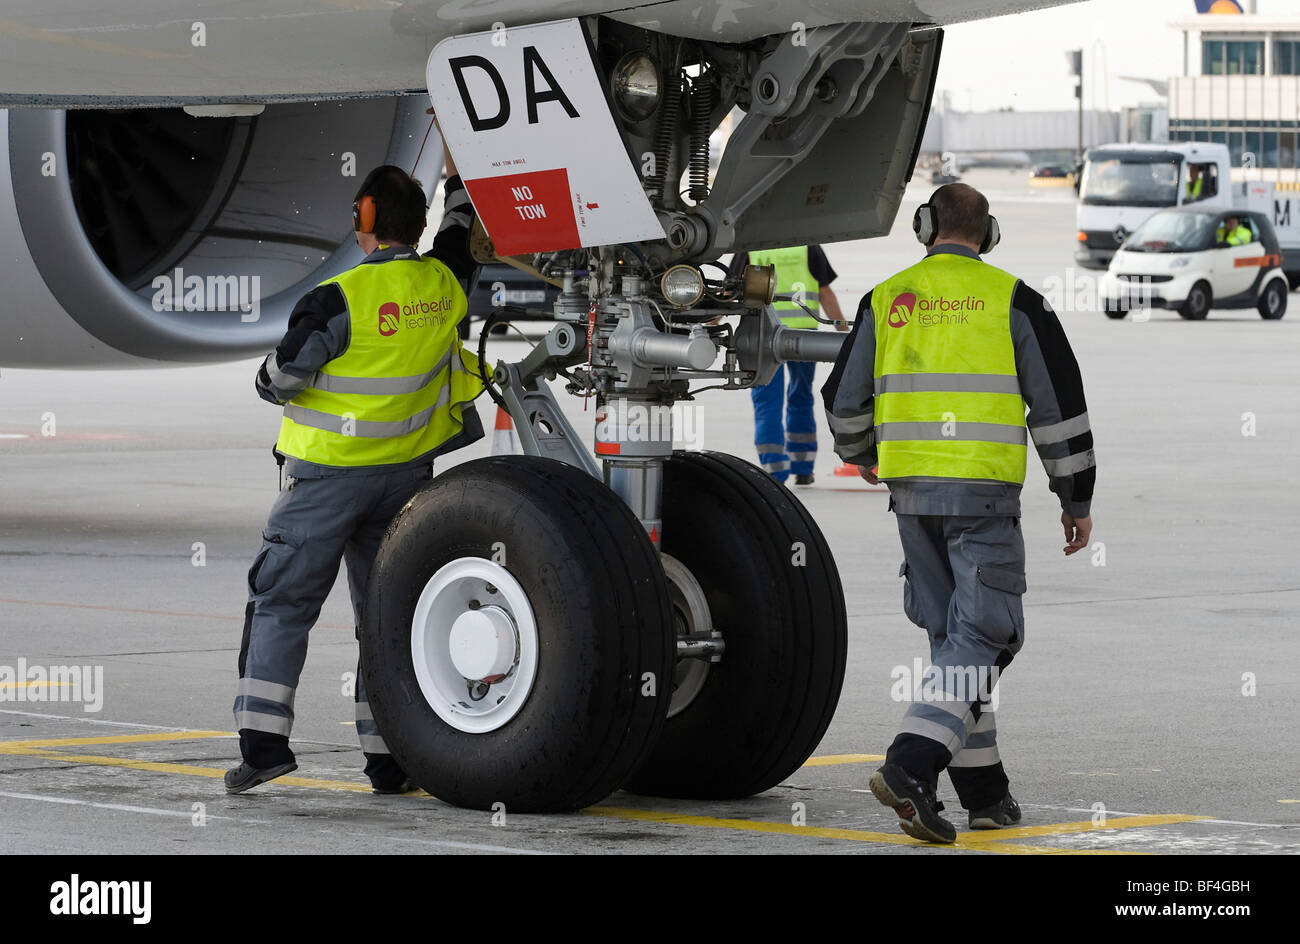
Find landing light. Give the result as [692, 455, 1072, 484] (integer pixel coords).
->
[612, 51, 661, 122]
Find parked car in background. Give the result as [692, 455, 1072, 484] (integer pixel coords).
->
[1030, 163, 1071, 179]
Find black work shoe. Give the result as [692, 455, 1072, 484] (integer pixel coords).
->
[794, 473, 815, 485]
[868, 763, 957, 844]
[224, 760, 297, 795]
[372, 778, 418, 796]
[969, 792, 1021, 829]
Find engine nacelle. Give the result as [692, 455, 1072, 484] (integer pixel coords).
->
[1, 98, 436, 368]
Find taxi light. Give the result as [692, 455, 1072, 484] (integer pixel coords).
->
[661, 265, 705, 308]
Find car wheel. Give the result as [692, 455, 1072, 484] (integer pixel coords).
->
[1102, 300, 1128, 320]
[1178, 281, 1212, 321]
[1258, 279, 1287, 320]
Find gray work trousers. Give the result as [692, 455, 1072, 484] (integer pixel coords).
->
[887, 513, 1026, 810]
[234, 464, 433, 767]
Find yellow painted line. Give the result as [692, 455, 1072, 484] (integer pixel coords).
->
[590, 811, 1196, 852]
[0, 18, 186, 60]
[0, 734, 1198, 852]
[588, 806, 918, 846]
[8, 747, 373, 794]
[0, 681, 76, 690]
[1280, 799, 1299, 804]
[800, 753, 885, 767]
[954, 813, 1208, 843]
[965, 842, 1144, 856]
[0, 731, 231, 751]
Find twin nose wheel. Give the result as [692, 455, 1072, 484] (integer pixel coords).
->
[360, 452, 847, 812]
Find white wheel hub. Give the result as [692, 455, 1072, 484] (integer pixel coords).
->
[661, 553, 714, 719]
[411, 558, 539, 734]
[448, 607, 516, 681]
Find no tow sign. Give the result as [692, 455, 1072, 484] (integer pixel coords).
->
[427, 18, 664, 256]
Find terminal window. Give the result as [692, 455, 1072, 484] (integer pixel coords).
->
[1202, 39, 1264, 75]
[1276, 40, 1300, 76]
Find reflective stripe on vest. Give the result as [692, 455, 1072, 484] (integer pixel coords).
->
[275, 253, 484, 467]
[749, 246, 819, 329]
[871, 253, 1026, 484]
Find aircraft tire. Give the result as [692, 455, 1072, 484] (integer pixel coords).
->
[361, 456, 673, 812]
[624, 451, 848, 799]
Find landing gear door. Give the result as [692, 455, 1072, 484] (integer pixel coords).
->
[718, 26, 942, 253]
[426, 18, 665, 256]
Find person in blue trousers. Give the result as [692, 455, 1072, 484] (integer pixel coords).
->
[730, 244, 847, 484]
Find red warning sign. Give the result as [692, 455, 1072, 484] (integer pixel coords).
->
[464, 168, 579, 256]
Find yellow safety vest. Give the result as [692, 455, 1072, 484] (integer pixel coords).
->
[1186, 177, 1202, 201]
[871, 253, 1026, 484]
[276, 252, 484, 467]
[749, 246, 819, 329]
[1216, 224, 1251, 246]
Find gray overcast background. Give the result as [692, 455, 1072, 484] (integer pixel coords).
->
[936, 0, 1297, 113]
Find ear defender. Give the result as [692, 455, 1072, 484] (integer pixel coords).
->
[352, 195, 377, 234]
[913, 203, 938, 246]
[913, 197, 1001, 254]
[981, 215, 1001, 254]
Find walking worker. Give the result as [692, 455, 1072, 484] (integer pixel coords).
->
[821, 183, 1096, 843]
[729, 245, 848, 485]
[226, 130, 485, 795]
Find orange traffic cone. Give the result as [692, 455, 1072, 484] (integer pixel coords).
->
[491, 405, 520, 455]
[833, 462, 859, 477]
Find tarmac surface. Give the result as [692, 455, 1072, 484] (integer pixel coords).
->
[2, 169, 1298, 854]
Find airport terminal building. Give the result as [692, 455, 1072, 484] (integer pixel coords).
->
[1169, 11, 1300, 179]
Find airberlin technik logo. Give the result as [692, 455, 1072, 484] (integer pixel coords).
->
[888, 292, 915, 327]
[888, 290, 984, 327]
[377, 296, 458, 336]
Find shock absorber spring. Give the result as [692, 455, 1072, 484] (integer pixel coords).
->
[649, 66, 682, 204]
[687, 76, 716, 204]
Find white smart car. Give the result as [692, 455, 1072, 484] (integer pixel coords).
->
[1099, 207, 1288, 320]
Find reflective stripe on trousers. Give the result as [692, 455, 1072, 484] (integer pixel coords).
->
[235, 465, 433, 755]
[752, 361, 818, 479]
[885, 513, 1024, 789]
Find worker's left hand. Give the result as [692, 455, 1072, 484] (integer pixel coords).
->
[1061, 512, 1092, 556]
[859, 465, 879, 485]
[835, 321, 850, 332]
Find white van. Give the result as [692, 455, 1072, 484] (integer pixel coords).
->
[1075, 142, 1231, 271]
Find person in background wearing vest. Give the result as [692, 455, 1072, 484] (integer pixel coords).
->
[822, 183, 1095, 843]
[1216, 214, 1252, 246]
[1185, 164, 1203, 203]
[728, 245, 847, 485]
[225, 135, 485, 795]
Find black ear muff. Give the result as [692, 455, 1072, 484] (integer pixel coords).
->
[981, 215, 1001, 254]
[913, 203, 938, 246]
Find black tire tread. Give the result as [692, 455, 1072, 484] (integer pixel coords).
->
[363, 455, 673, 812]
[625, 450, 847, 799]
